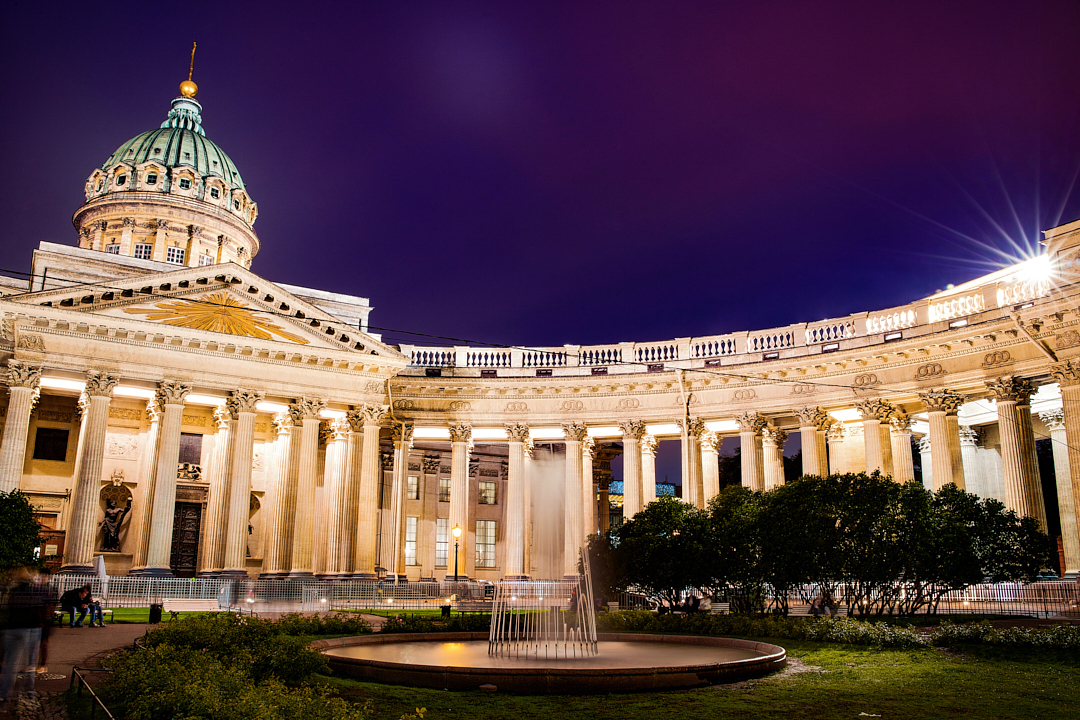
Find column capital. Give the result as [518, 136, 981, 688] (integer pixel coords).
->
[985, 376, 1034, 404]
[619, 419, 647, 440]
[1039, 408, 1065, 432]
[562, 422, 588, 442]
[734, 411, 766, 433]
[700, 430, 722, 453]
[794, 406, 820, 427]
[958, 425, 981, 447]
[84, 371, 119, 398]
[919, 388, 965, 414]
[826, 423, 846, 442]
[449, 422, 472, 443]
[145, 397, 163, 423]
[854, 398, 893, 422]
[289, 396, 326, 421]
[918, 435, 932, 452]
[6, 361, 41, 389]
[272, 411, 293, 436]
[889, 412, 912, 434]
[227, 388, 264, 415]
[761, 424, 787, 446]
[328, 417, 351, 442]
[213, 405, 233, 430]
[505, 422, 530, 443]
[641, 433, 658, 456]
[390, 422, 414, 444]
[357, 403, 389, 427]
[582, 435, 596, 460]
[157, 380, 192, 405]
[1049, 360, 1080, 387]
[677, 417, 706, 437]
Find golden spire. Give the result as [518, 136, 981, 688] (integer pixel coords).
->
[180, 42, 198, 98]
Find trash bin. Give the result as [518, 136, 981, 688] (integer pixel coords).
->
[149, 603, 163, 624]
[441, 605, 451, 619]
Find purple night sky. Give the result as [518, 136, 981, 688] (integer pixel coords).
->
[2, 3, 1079, 358]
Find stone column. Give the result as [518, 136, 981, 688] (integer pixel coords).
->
[118, 217, 134, 255]
[816, 413, 832, 475]
[597, 478, 610, 534]
[523, 439, 534, 575]
[762, 425, 787, 491]
[0, 361, 41, 492]
[354, 405, 388, 578]
[887, 413, 915, 484]
[700, 431, 721, 504]
[142, 381, 192, 576]
[795, 406, 826, 478]
[855, 398, 894, 477]
[260, 413, 296, 578]
[582, 437, 596, 541]
[735, 412, 765, 491]
[130, 398, 163, 572]
[958, 426, 983, 497]
[504, 423, 529, 578]
[318, 419, 348, 578]
[826, 423, 847, 473]
[287, 397, 326, 579]
[221, 390, 263, 578]
[1040, 407, 1079, 578]
[919, 389, 966, 490]
[60, 372, 118, 573]
[447, 422, 472, 580]
[563, 422, 588, 577]
[917, 436, 933, 491]
[339, 409, 365, 575]
[199, 406, 234, 575]
[380, 422, 412, 580]
[679, 418, 706, 508]
[641, 434, 658, 505]
[986, 377, 1045, 528]
[1051, 361, 1080, 580]
[620, 420, 646, 518]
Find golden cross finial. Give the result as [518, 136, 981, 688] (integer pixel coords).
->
[180, 42, 199, 98]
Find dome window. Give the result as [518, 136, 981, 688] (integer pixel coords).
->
[96, 180, 103, 191]
[179, 178, 191, 190]
[146, 173, 158, 185]
[105, 244, 120, 254]
[233, 200, 241, 210]
[210, 187, 220, 199]
[116, 175, 127, 186]
[198, 253, 214, 267]
[166, 247, 186, 265]
[154, 148, 161, 155]
[134, 244, 153, 260]
[184, 152, 191, 160]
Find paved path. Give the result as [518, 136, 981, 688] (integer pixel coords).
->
[0, 622, 151, 719]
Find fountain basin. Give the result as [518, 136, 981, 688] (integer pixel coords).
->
[314, 632, 785, 693]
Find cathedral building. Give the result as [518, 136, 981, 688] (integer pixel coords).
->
[2, 76, 1079, 581]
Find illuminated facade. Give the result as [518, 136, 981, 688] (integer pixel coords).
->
[1, 80, 1078, 581]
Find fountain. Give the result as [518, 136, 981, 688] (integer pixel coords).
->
[317, 451, 785, 692]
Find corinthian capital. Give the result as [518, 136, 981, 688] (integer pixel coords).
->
[761, 424, 787, 446]
[919, 389, 964, 414]
[677, 417, 706, 437]
[889, 412, 912, 434]
[1050, 360, 1080, 388]
[448, 422, 472, 443]
[80, 371, 118, 398]
[328, 417, 351, 442]
[228, 389, 264, 414]
[619, 420, 647, 440]
[1039, 408, 1065, 432]
[582, 436, 596, 460]
[346, 407, 365, 432]
[854, 398, 894, 422]
[358, 404, 389, 426]
[289, 396, 326, 421]
[157, 380, 192, 405]
[794, 406, 820, 427]
[6, 361, 41, 389]
[985, 376, 1034, 404]
[273, 412, 293, 436]
[213, 405, 233, 429]
[505, 422, 530, 443]
[562, 422, 589, 442]
[734, 411, 766, 433]
[391, 422, 414, 445]
[641, 434, 658, 456]
[700, 431, 722, 453]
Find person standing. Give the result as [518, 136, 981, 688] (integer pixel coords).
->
[0, 567, 47, 702]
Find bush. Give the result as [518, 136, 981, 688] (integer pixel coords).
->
[101, 645, 369, 720]
[931, 621, 1080, 651]
[379, 612, 490, 634]
[274, 611, 373, 637]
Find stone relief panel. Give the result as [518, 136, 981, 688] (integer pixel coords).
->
[1056, 330, 1080, 350]
[733, 389, 756, 402]
[252, 445, 265, 471]
[105, 428, 140, 459]
[914, 363, 946, 381]
[981, 350, 1012, 368]
[853, 373, 880, 388]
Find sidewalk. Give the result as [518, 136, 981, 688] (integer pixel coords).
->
[0, 622, 151, 719]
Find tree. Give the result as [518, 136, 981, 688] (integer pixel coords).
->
[706, 485, 764, 612]
[0, 490, 42, 571]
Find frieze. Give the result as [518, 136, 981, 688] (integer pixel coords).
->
[616, 398, 640, 410]
[181, 414, 207, 427]
[981, 350, 1012, 368]
[505, 401, 528, 412]
[364, 380, 383, 394]
[448, 401, 472, 412]
[175, 486, 206, 503]
[479, 468, 499, 477]
[393, 399, 415, 410]
[561, 400, 585, 412]
[408, 462, 421, 472]
[37, 410, 72, 423]
[733, 389, 756, 402]
[914, 363, 946, 380]
[108, 407, 143, 421]
[1056, 330, 1080, 350]
[177, 463, 203, 482]
[17, 334, 45, 351]
[791, 384, 816, 395]
[254, 423, 268, 433]
[853, 373, 880, 387]
[439, 465, 451, 474]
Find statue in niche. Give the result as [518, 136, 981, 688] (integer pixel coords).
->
[99, 498, 132, 551]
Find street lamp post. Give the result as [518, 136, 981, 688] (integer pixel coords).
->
[452, 525, 462, 583]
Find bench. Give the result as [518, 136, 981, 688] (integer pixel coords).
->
[708, 603, 731, 615]
[454, 601, 493, 613]
[162, 599, 229, 621]
[54, 607, 112, 626]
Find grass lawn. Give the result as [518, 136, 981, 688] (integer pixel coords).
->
[319, 639, 1078, 720]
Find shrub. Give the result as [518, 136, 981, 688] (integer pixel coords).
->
[101, 645, 369, 720]
[931, 621, 1080, 651]
[379, 612, 490, 634]
[275, 611, 373, 637]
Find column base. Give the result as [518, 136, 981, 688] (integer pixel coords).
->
[351, 572, 378, 580]
[500, 574, 531, 581]
[197, 570, 221, 578]
[285, 571, 315, 581]
[258, 572, 291, 580]
[217, 570, 250, 579]
[58, 564, 95, 575]
[129, 567, 174, 578]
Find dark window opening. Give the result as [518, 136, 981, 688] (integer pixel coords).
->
[178, 433, 203, 465]
[33, 428, 69, 462]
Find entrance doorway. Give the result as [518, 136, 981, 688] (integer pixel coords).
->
[170, 502, 202, 577]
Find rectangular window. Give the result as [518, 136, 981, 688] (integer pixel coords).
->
[178, 178, 191, 189]
[198, 253, 214, 267]
[166, 247, 186, 265]
[436, 518, 448, 567]
[405, 516, 418, 566]
[438, 476, 451, 503]
[479, 481, 497, 505]
[407, 475, 419, 500]
[178, 432, 203, 465]
[133, 243, 153, 260]
[32, 428, 69, 462]
[105, 244, 120, 254]
[475, 520, 496, 568]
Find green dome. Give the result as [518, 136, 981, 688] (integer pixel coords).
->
[102, 97, 246, 192]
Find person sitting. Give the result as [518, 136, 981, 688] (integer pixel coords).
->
[810, 594, 824, 617]
[82, 586, 104, 627]
[59, 587, 88, 627]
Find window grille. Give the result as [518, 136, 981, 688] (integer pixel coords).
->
[479, 481, 496, 505]
[105, 244, 120, 254]
[475, 520, 496, 568]
[133, 243, 153, 260]
[407, 475, 419, 500]
[438, 476, 451, 502]
[166, 247, 186, 265]
[436, 518, 448, 567]
[405, 517, 418, 566]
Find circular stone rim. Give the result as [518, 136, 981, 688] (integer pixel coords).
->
[313, 632, 786, 693]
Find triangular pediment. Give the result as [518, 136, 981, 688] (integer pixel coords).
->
[11, 262, 402, 358]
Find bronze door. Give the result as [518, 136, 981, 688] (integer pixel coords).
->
[170, 502, 202, 577]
